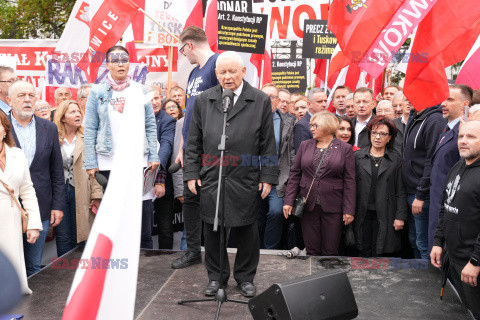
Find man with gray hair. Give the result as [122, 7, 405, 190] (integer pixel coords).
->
[185, 50, 278, 297]
[392, 91, 414, 155]
[293, 87, 328, 151]
[7, 80, 64, 276]
[54, 87, 72, 107]
[77, 83, 93, 114]
[0, 66, 17, 115]
[345, 93, 356, 118]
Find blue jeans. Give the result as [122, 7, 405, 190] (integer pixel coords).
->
[407, 194, 430, 260]
[180, 228, 187, 250]
[258, 186, 285, 249]
[55, 183, 77, 257]
[23, 219, 50, 276]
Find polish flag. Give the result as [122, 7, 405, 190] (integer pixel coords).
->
[456, 35, 480, 90]
[55, 0, 140, 82]
[204, 0, 220, 51]
[62, 89, 146, 319]
[123, 24, 138, 63]
[404, 0, 480, 110]
[314, 59, 328, 89]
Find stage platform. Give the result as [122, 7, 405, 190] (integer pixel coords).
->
[11, 248, 472, 319]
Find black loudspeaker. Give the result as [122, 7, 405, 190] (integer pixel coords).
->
[248, 270, 358, 320]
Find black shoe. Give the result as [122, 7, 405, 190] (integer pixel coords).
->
[204, 280, 228, 296]
[237, 282, 256, 297]
[171, 251, 202, 269]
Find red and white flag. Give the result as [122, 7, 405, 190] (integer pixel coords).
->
[62, 88, 146, 320]
[52, 0, 140, 82]
[456, 35, 480, 90]
[404, 0, 480, 110]
[123, 24, 138, 63]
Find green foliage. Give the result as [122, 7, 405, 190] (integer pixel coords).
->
[0, 0, 76, 39]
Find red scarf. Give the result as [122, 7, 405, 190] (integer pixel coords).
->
[107, 73, 131, 91]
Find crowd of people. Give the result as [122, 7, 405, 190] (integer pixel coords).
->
[0, 25, 479, 318]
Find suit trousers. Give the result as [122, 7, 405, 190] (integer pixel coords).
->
[154, 194, 174, 249]
[183, 181, 201, 254]
[449, 260, 480, 319]
[204, 221, 259, 284]
[301, 204, 343, 256]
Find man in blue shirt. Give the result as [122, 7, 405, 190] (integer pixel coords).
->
[171, 26, 219, 269]
[7, 80, 64, 276]
[0, 66, 17, 115]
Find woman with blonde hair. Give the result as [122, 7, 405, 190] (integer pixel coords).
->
[0, 111, 42, 294]
[283, 111, 356, 256]
[53, 100, 103, 256]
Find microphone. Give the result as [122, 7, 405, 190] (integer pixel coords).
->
[94, 172, 108, 190]
[168, 162, 182, 174]
[222, 89, 234, 113]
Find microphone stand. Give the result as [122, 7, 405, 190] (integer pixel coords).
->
[178, 94, 247, 319]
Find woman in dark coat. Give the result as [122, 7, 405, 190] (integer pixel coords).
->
[283, 111, 356, 256]
[354, 116, 408, 257]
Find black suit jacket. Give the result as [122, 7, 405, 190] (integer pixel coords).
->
[353, 115, 373, 149]
[9, 115, 65, 221]
[293, 112, 312, 152]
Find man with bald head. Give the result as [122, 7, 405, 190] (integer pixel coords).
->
[54, 87, 72, 107]
[7, 81, 64, 276]
[431, 120, 480, 319]
[185, 51, 278, 297]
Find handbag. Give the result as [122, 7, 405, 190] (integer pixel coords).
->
[293, 139, 334, 218]
[343, 223, 356, 247]
[0, 178, 29, 233]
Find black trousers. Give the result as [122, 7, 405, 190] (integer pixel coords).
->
[360, 210, 379, 257]
[450, 260, 480, 319]
[154, 194, 174, 249]
[183, 181, 201, 253]
[204, 221, 259, 284]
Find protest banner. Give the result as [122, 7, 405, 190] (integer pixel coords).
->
[252, 0, 329, 40]
[271, 58, 307, 92]
[217, 11, 268, 54]
[302, 20, 337, 59]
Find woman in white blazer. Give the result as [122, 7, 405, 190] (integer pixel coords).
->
[0, 111, 42, 294]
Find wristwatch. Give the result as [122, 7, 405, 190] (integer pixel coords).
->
[470, 256, 480, 267]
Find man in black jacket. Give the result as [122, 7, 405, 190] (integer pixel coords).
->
[353, 87, 375, 149]
[431, 120, 480, 319]
[402, 104, 446, 260]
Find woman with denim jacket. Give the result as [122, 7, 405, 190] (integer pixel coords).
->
[83, 45, 160, 179]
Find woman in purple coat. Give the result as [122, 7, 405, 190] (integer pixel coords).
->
[283, 111, 356, 256]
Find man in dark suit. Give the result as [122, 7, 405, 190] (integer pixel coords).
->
[7, 80, 64, 276]
[258, 83, 296, 249]
[293, 88, 327, 152]
[429, 84, 472, 252]
[184, 51, 278, 297]
[392, 91, 414, 155]
[353, 87, 375, 149]
[149, 86, 176, 249]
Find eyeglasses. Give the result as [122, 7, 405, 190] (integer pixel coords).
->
[179, 43, 189, 56]
[165, 105, 178, 111]
[108, 58, 129, 65]
[309, 124, 319, 130]
[35, 106, 49, 112]
[371, 131, 390, 138]
[0, 78, 18, 83]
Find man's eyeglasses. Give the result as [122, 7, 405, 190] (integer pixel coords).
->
[0, 78, 18, 83]
[179, 42, 189, 56]
[371, 131, 390, 138]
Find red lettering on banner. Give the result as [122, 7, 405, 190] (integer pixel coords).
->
[270, 6, 290, 39]
[292, 5, 316, 38]
[0, 47, 54, 70]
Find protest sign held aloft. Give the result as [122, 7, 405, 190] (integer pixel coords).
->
[302, 19, 337, 59]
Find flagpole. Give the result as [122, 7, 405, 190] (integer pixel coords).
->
[325, 59, 330, 90]
[167, 46, 174, 96]
[259, 59, 265, 88]
[381, 69, 387, 94]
